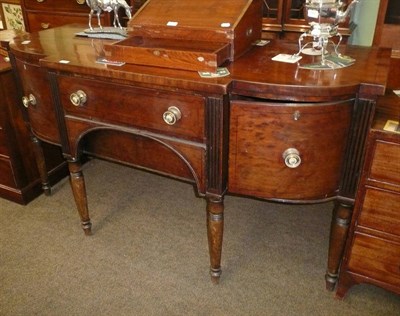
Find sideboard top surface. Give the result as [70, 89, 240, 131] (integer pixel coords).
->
[8, 24, 391, 101]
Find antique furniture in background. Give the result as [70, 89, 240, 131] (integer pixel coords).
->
[8, 0, 391, 289]
[336, 93, 400, 298]
[335, 0, 400, 298]
[261, 0, 352, 40]
[0, 0, 24, 31]
[373, 0, 400, 90]
[0, 30, 66, 204]
[21, 0, 125, 32]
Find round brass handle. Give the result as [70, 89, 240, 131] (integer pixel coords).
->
[40, 23, 50, 29]
[163, 106, 182, 125]
[36, 0, 45, 3]
[70, 90, 87, 107]
[76, 0, 85, 4]
[22, 94, 37, 108]
[282, 148, 301, 168]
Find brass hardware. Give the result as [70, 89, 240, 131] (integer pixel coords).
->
[163, 106, 182, 125]
[40, 23, 50, 29]
[282, 148, 301, 168]
[22, 94, 37, 108]
[36, 0, 45, 3]
[246, 27, 253, 37]
[76, 0, 86, 4]
[70, 90, 87, 107]
[293, 110, 301, 121]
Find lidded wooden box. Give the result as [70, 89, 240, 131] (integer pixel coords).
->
[104, 0, 262, 72]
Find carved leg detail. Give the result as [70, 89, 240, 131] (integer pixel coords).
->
[31, 135, 51, 195]
[68, 160, 92, 236]
[206, 195, 224, 284]
[326, 202, 352, 291]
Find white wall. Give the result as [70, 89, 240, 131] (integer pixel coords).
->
[348, 0, 380, 46]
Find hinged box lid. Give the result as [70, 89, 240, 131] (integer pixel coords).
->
[104, 0, 262, 72]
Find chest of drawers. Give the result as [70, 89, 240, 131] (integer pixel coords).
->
[336, 94, 400, 298]
[22, 0, 113, 32]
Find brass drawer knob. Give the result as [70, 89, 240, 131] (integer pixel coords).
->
[40, 23, 50, 29]
[36, 0, 45, 3]
[163, 106, 182, 125]
[282, 148, 301, 168]
[76, 0, 86, 4]
[70, 90, 87, 107]
[22, 94, 37, 108]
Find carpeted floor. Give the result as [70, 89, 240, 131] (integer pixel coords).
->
[1, 159, 399, 315]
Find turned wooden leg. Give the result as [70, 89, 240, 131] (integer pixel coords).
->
[31, 135, 51, 195]
[206, 195, 224, 284]
[325, 201, 352, 291]
[68, 160, 92, 236]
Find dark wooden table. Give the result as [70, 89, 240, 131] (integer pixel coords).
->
[8, 24, 391, 290]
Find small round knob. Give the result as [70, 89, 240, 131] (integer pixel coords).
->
[76, 0, 85, 4]
[282, 148, 301, 168]
[22, 94, 37, 108]
[163, 106, 182, 125]
[40, 23, 50, 29]
[36, 0, 45, 3]
[70, 90, 87, 107]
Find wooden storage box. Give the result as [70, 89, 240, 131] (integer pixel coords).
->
[104, 0, 262, 71]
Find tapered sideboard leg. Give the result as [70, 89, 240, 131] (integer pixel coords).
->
[325, 201, 352, 291]
[206, 195, 224, 284]
[68, 160, 92, 236]
[31, 135, 51, 195]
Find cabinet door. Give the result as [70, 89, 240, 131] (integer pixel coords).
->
[229, 99, 352, 201]
[283, 0, 306, 28]
[14, 58, 61, 145]
[262, 0, 284, 35]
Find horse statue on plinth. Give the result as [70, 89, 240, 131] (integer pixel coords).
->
[86, 0, 132, 31]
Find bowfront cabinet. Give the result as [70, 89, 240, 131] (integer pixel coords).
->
[0, 30, 66, 204]
[229, 99, 352, 200]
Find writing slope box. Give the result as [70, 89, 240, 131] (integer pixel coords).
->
[104, 36, 231, 72]
[105, 0, 262, 71]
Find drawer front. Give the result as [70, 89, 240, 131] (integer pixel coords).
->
[0, 127, 10, 157]
[24, 0, 88, 12]
[369, 140, 400, 187]
[14, 59, 61, 144]
[23, 0, 55, 10]
[58, 76, 205, 142]
[358, 187, 400, 237]
[25, 12, 94, 32]
[0, 158, 17, 188]
[348, 233, 400, 287]
[229, 99, 352, 200]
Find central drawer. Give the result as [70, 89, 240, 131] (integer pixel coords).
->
[58, 76, 206, 142]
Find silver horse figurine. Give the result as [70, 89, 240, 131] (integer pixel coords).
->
[86, 0, 132, 30]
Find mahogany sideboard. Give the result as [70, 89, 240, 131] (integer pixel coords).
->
[0, 30, 66, 204]
[8, 24, 391, 289]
